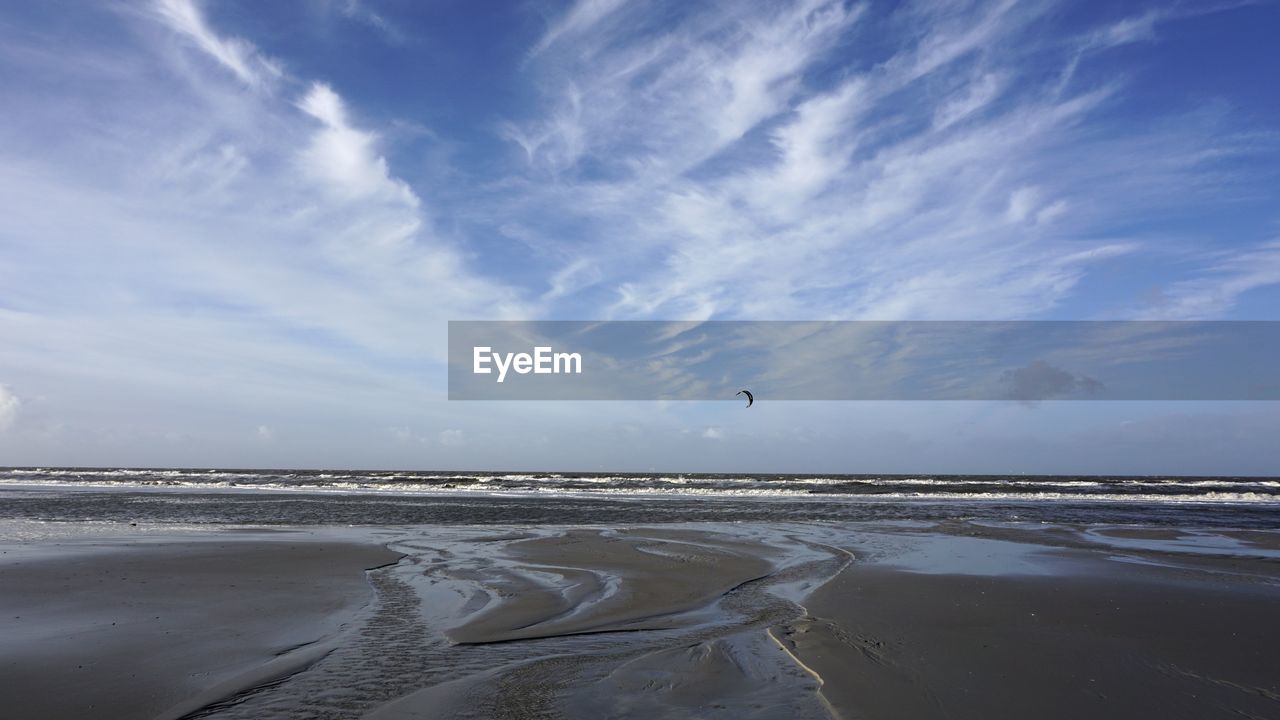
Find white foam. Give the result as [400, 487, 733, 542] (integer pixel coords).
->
[2, 475, 1278, 505]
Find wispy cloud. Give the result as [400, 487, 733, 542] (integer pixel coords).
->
[496, 0, 1273, 323]
[297, 82, 421, 209]
[530, 0, 628, 57]
[151, 0, 281, 88]
[0, 0, 525, 457]
[513, 0, 865, 176]
[1143, 240, 1280, 319]
[0, 384, 19, 432]
[339, 0, 405, 45]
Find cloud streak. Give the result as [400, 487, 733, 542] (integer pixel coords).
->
[152, 0, 281, 88]
[0, 385, 19, 432]
[496, 0, 1274, 323]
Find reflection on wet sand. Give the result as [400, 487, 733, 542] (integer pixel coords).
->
[2, 520, 1279, 719]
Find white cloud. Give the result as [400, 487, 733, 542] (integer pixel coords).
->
[340, 0, 404, 45]
[1086, 10, 1163, 50]
[531, 0, 628, 57]
[1005, 187, 1040, 223]
[255, 424, 275, 442]
[152, 0, 280, 88]
[0, 0, 540, 468]
[511, 0, 864, 176]
[1005, 186, 1071, 227]
[542, 257, 602, 302]
[934, 72, 1005, 130]
[702, 426, 724, 440]
[499, 2, 1261, 324]
[439, 429, 464, 446]
[1143, 241, 1280, 319]
[297, 82, 420, 209]
[1055, 4, 1255, 93]
[0, 385, 20, 432]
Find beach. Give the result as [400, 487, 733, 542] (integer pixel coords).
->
[6, 0, 1278, 717]
[3, 512, 1278, 719]
[0, 529, 401, 719]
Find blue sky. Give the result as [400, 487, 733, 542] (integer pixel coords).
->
[1, 0, 1278, 473]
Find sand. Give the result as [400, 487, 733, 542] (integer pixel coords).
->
[445, 527, 777, 643]
[780, 559, 1280, 720]
[3, 521, 1279, 719]
[0, 535, 401, 720]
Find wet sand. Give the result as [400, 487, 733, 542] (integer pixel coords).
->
[2, 521, 1278, 719]
[780, 540, 1280, 720]
[0, 534, 401, 720]
[446, 527, 777, 644]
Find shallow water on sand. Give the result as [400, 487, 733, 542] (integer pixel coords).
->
[5, 517, 1280, 719]
[181, 525, 849, 720]
[144, 519, 1278, 719]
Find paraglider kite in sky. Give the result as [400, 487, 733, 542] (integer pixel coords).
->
[737, 389, 754, 408]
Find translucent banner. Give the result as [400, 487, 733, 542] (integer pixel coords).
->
[448, 321, 1280, 401]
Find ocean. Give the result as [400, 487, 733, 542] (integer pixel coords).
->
[3, 467, 1277, 528]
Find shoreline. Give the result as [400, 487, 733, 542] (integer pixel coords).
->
[4, 478, 1278, 504]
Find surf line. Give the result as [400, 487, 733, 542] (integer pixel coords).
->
[473, 346, 583, 383]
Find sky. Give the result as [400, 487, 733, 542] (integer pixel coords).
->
[0, 0, 1278, 474]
